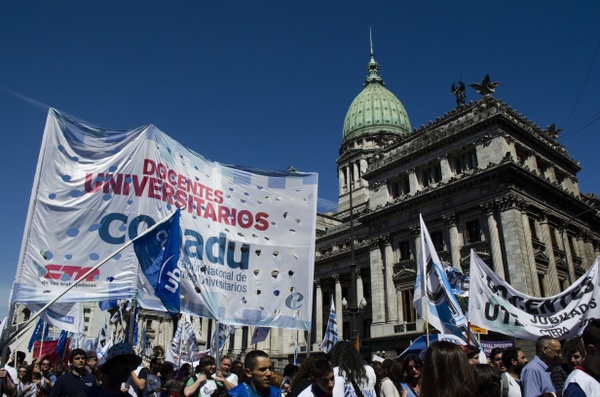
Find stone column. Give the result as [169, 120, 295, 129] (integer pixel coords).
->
[356, 269, 364, 304]
[585, 234, 595, 270]
[408, 168, 419, 194]
[369, 240, 386, 326]
[360, 159, 369, 187]
[440, 155, 452, 183]
[338, 169, 344, 195]
[314, 279, 323, 345]
[539, 213, 559, 296]
[410, 224, 421, 262]
[396, 286, 404, 323]
[481, 202, 505, 279]
[517, 203, 538, 295]
[444, 213, 462, 271]
[383, 237, 398, 324]
[333, 273, 343, 340]
[232, 326, 243, 357]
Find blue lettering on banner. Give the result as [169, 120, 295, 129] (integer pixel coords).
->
[98, 212, 249, 270]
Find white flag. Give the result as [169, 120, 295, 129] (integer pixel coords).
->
[413, 214, 476, 345]
[320, 295, 338, 354]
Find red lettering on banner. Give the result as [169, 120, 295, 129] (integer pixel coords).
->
[148, 177, 161, 199]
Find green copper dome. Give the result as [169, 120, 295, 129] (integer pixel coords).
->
[342, 52, 411, 143]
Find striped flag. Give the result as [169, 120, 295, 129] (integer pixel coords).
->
[210, 322, 229, 355]
[320, 295, 338, 354]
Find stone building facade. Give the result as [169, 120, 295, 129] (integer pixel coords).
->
[312, 52, 600, 357]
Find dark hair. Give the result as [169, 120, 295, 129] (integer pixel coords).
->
[290, 356, 320, 389]
[85, 350, 98, 360]
[330, 341, 367, 385]
[474, 364, 501, 397]
[489, 348, 504, 360]
[197, 355, 216, 372]
[562, 337, 585, 357]
[582, 319, 600, 348]
[244, 350, 269, 371]
[420, 342, 476, 397]
[388, 359, 405, 396]
[501, 347, 522, 369]
[283, 363, 299, 378]
[311, 359, 333, 380]
[23, 363, 38, 384]
[69, 348, 86, 363]
[402, 354, 422, 383]
[150, 357, 161, 366]
[162, 362, 174, 375]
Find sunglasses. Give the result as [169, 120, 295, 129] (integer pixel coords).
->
[407, 365, 421, 371]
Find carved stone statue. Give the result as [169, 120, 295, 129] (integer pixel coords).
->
[451, 81, 466, 106]
[469, 74, 500, 96]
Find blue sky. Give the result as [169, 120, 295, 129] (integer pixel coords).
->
[1, 1, 599, 320]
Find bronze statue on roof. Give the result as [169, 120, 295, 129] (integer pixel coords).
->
[469, 74, 500, 96]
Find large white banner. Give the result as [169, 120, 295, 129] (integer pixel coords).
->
[26, 302, 81, 334]
[469, 250, 599, 339]
[13, 109, 317, 330]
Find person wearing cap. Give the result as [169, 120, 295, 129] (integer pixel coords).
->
[49, 349, 87, 397]
[84, 342, 143, 397]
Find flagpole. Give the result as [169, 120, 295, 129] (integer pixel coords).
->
[215, 320, 220, 367]
[0, 211, 178, 351]
[39, 320, 47, 359]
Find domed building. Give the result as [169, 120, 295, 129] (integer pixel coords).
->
[312, 48, 600, 357]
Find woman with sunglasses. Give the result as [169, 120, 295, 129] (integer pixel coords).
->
[400, 355, 421, 397]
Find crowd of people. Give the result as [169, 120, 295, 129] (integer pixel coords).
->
[0, 319, 597, 397]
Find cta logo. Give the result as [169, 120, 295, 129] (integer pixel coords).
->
[43, 264, 100, 282]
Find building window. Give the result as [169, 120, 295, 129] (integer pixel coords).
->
[529, 218, 538, 240]
[550, 227, 558, 246]
[454, 150, 478, 175]
[430, 231, 445, 251]
[465, 220, 482, 243]
[146, 319, 153, 329]
[398, 240, 411, 260]
[537, 272, 546, 297]
[389, 176, 410, 198]
[419, 162, 442, 187]
[402, 290, 416, 323]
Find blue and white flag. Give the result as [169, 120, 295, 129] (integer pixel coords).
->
[251, 327, 270, 345]
[134, 210, 182, 315]
[28, 318, 48, 352]
[413, 215, 478, 346]
[210, 322, 229, 355]
[443, 263, 469, 297]
[319, 295, 338, 354]
[55, 330, 69, 358]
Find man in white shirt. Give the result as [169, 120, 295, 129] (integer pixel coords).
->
[214, 357, 238, 392]
[563, 319, 600, 397]
[501, 347, 529, 397]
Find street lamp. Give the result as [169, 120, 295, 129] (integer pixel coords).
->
[343, 180, 367, 343]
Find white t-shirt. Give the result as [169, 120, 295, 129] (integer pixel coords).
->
[332, 365, 376, 397]
[501, 373, 523, 397]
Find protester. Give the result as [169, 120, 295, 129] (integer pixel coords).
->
[84, 342, 143, 397]
[128, 356, 149, 397]
[214, 357, 238, 392]
[463, 345, 481, 365]
[184, 355, 218, 397]
[474, 364, 502, 397]
[280, 364, 298, 396]
[162, 363, 181, 397]
[551, 339, 585, 393]
[20, 362, 51, 397]
[39, 357, 55, 387]
[289, 357, 320, 397]
[490, 348, 507, 373]
[521, 336, 562, 397]
[563, 319, 600, 397]
[296, 359, 335, 397]
[84, 351, 100, 387]
[145, 357, 164, 397]
[329, 341, 376, 397]
[420, 341, 476, 397]
[400, 355, 421, 397]
[227, 350, 281, 397]
[270, 373, 283, 393]
[378, 359, 406, 397]
[230, 363, 244, 385]
[15, 366, 26, 397]
[501, 347, 528, 397]
[0, 367, 17, 397]
[49, 349, 88, 397]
